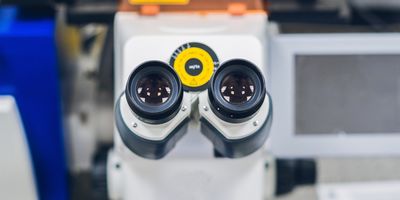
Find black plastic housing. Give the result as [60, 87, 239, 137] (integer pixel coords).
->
[201, 93, 272, 158]
[115, 97, 189, 159]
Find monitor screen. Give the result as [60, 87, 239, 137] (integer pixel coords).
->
[295, 54, 400, 135]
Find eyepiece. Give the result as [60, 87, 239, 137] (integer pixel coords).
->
[125, 61, 183, 124]
[220, 72, 255, 104]
[136, 73, 172, 105]
[115, 61, 190, 159]
[208, 59, 266, 123]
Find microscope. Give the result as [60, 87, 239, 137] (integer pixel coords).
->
[107, 1, 273, 199]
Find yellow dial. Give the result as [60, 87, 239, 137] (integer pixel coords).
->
[170, 43, 219, 91]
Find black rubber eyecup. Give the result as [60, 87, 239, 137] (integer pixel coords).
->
[125, 61, 183, 124]
[208, 59, 266, 123]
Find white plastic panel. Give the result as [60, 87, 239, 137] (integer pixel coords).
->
[0, 95, 37, 200]
[318, 181, 400, 200]
[110, 147, 265, 200]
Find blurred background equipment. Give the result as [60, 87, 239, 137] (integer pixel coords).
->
[0, 6, 68, 200]
[0, 96, 37, 200]
[269, 33, 400, 157]
[1, 0, 400, 200]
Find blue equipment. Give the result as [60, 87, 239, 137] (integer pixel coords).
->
[0, 6, 68, 200]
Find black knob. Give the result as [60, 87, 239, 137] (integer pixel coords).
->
[91, 146, 111, 200]
[275, 158, 317, 196]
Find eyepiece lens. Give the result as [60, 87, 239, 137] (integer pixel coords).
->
[136, 73, 172, 105]
[220, 72, 255, 104]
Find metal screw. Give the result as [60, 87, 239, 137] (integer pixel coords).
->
[132, 123, 138, 128]
[115, 163, 121, 169]
[181, 106, 187, 111]
[203, 106, 209, 111]
[253, 121, 259, 126]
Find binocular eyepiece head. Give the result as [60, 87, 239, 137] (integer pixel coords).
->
[116, 59, 272, 160]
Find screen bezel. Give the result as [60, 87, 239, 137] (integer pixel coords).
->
[269, 33, 400, 157]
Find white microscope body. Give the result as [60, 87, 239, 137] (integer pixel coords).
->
[108, 12, 272, 200]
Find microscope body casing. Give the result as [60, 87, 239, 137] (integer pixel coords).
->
[110, 12, 269, 200]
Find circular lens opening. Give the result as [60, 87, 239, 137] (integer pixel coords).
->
[136, 73, 172, 106]
[220, 72, 255, 104]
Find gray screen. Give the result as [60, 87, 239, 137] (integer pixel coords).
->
[295, 55, 400, 134]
